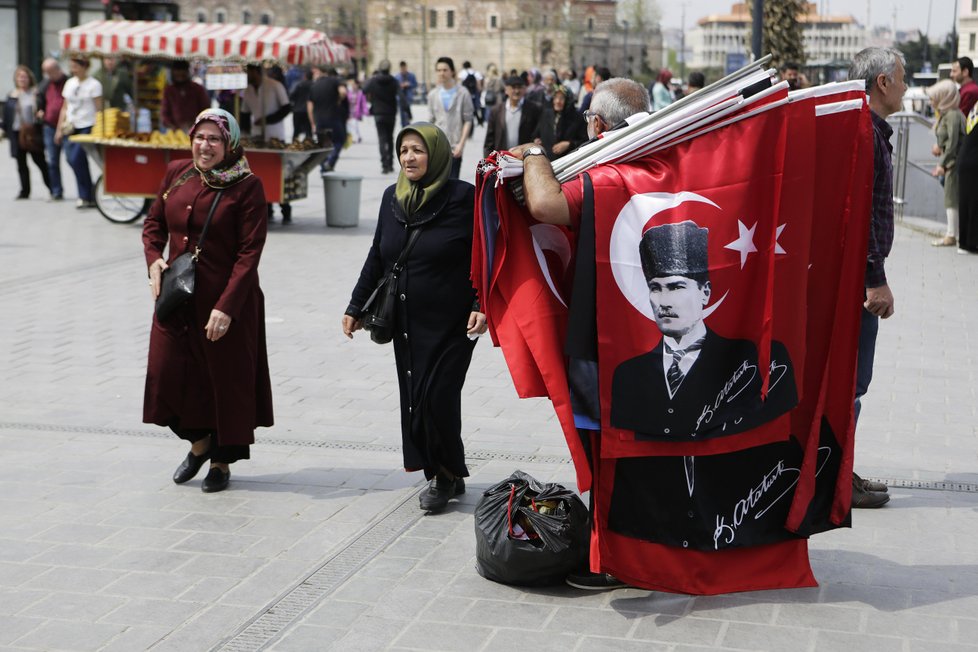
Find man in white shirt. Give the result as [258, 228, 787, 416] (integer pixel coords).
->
[242, 65, 294, 222]
[242, 65, 292, 143]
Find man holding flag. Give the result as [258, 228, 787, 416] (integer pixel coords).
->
[845, 47, 908, 509]
[478, 64, 876, 593]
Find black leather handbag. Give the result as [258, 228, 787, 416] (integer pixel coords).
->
[155, 190, 224, 321]
[361, 227, 422, 345]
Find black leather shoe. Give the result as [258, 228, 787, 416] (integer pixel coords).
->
[566, 571, 628, 590]
[173, 451, 210, 484]
[419, 476, 465, 513]
[853, 471, 887, 493]
[201, 467, 230, 493]
[851, 476, 889, 508]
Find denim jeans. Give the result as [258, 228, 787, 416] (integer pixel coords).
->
[854, 306, 879, 425]
[64, 125, 94, 201]
[42, 124, 64, 198]
[319, 118, 347, 171]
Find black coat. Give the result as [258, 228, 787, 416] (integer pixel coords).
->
[3, 94, 20, 158]
[531, 105, 588, 160]
[484, 100, 542, 157]
[364, 72, 399, 117]
[610, 329, 797, 442]
[348, 180, 478, 479]
[958, 123, 978, 252]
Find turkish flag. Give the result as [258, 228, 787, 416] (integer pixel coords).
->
[785, 92, 874, 533]
[594, 95, 796, 459]
[472, 163, 592, 488]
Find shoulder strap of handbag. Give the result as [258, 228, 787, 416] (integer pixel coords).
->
[191, 190, 225, 261]
[391, 225, 423, 276]
[360, 226, 423, 313]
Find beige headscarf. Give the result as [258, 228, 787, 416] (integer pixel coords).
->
[926, 79, 960, 117]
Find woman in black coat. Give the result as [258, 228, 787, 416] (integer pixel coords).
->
[958, 108, 978, 253]
[343, 123, 487, 513]
[531, 84, 588, 160]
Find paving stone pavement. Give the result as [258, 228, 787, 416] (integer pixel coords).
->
[1, 119, 976, 652]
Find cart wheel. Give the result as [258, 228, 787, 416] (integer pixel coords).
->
[94, 175, 150, 224]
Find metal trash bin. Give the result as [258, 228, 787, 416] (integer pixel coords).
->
[322, 173, 362, 227]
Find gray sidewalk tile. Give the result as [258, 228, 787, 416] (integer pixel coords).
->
[459, 598, 556, 629]
[301, 599, 371, 628]
[97, 625, 172, 652]
[0, 614, 43, 646]
[3, 118, 978, 651]
[575, 637, 673, 652]
[269, 624, 345, 651]
[814, 629, 905, 652]
[18, 591, 127, 622]
[328, 615, 412, 652]
[631, 615, 725, 646]
[719, 622, 816, 650]
[392, 621, 495, 650]
[11, 620, 128, 651]
[544, 605, 637, 638]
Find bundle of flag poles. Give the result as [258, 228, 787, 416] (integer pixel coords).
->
[472, 56, 877, 594]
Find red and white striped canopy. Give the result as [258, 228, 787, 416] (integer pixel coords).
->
[60, 20, 348, 66]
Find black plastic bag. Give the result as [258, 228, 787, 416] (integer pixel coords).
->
[474, 470, 589, 586]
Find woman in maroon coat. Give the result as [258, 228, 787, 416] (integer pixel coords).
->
[143, 108, 273, 493]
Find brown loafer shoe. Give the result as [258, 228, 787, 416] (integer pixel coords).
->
[851, 477, 889, 508]
[853, 472, 887, 493]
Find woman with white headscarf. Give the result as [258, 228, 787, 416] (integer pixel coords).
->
[926, 79, 965, 247]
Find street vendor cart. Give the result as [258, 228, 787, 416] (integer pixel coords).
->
[59, 19, 348, 223]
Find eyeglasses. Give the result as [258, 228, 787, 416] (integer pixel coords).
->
[583, 110, 606, 124]
[193, 134, 224, 146]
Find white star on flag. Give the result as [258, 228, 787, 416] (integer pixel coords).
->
[724, 220, 758, 269]
[775, 223, 787, 255]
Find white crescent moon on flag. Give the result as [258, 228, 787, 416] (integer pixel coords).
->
[530, 223, 573, 307]
[610, 191, 728, 321]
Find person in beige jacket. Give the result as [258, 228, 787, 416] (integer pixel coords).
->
[427, 56, 473, 179]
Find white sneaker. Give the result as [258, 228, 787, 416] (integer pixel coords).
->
[958, 248, 973, 255]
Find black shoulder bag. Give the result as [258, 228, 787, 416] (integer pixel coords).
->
[361, 226, 422, 345]
[154, 190, 225, 321]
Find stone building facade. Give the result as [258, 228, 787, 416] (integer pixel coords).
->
[687, 2, 866, 70]
[178, 0, 662, 84]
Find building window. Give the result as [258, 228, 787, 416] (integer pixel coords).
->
[242, 9, 252, 24]
[587, 17, 594, 31]
[971, 33, 977, 50]
[446, 10, 454, 28]
[261, 13, 272, 25]
[214, 8, 227, 23]
[542, 15, 548, 27]
[489, 14, 498, 29]
[973, 0, 977, 12]
[429, 9, 437, 29]
[196, 9, 207, 22]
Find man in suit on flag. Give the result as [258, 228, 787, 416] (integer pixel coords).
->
[611, 220, 796, 441]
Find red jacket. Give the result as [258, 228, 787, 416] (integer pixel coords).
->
[142, 160, 273, 443]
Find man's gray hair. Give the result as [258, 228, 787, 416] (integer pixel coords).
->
[591, 78, 650, 126]
[849, 47, 906, 93]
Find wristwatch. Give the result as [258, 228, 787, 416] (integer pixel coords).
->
[524, 145, 546, 158]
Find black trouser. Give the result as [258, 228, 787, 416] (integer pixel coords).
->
[170, 424, 250, 464]
[15, 138, 52, 197]
[375, 114, 396, 171]
[292, 112, 312, 141]
[449, 156, 462, 180]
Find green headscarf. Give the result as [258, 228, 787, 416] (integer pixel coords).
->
[394, 123, 452, 219]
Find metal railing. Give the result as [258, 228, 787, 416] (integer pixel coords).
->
[888, 110, 935, 221]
